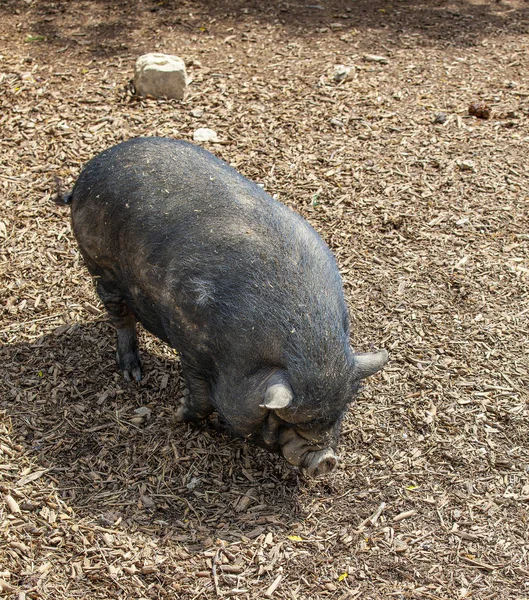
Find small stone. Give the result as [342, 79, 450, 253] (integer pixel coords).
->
[333, 64, 352, 82]
[325, 583, 337, 592]
[468, 100, 491, 119]
[186, 476, 200, 490]
[193, 128, 219, 142]
[394, 539, 408, 553]
[458, 160, 475, 171]
[134, 406, 151, 418]
[364, 54, 389, 64]
[134, 53, 188, 100]
[190, 108, 204, 118]
[433, 112, 448, 124]
[330, 118, 344, 127]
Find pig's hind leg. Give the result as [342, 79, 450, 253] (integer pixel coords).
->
[175, 362, 214, 422]
[96, 280, 142, 382]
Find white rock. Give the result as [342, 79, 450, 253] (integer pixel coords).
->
[186, 477, 201, 490]
[458, 159, 475, 171]
[364, 54, 389, 64]
[333, 64, 352, 82]
[193, 128, 219, 143]
[134, 406, 152, 418]
[134, 53, 188, 100]
[394, 539, 408, 553]
[190, 108, 204, 118]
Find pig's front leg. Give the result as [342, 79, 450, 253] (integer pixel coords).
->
[175, 363, 214, 421]
[96, 281, 142, 382]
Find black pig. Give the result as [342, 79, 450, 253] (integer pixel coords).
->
[65, 137, 388, 476]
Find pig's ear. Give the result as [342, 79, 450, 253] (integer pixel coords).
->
[353, 349, 389, 379]
[260, 373, 293, 410]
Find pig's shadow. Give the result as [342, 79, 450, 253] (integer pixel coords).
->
[0, 321, 311, 544]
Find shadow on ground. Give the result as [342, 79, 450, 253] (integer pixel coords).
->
[0, 322, 304, 542]
[6, 0, 529, 57]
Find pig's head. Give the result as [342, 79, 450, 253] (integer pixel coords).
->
[216, 349, 388, 476]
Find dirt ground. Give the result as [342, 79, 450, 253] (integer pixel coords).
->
[1, 0, 529, 598]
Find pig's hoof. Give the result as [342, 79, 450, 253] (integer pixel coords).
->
[175, 400, 189, 422]
[174, 399, 206, 422]
[117, 351, 142, 382]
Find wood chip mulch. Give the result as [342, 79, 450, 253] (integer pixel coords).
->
[1, 1, 529, 598]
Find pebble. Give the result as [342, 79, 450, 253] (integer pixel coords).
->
[364, 54, 389, 64]
[193, 128, 219, 142]
[190, 108, 204, 118]
[433, 112, 448, 124]
[458, 160, 475, 171]
[394, 539, 408, 553]
[186, 476, 201, 490]
[134, 406, 151, 418]
[333, 64, 352, 82]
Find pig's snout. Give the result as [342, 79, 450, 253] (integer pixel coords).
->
[303, 448, 338, 477]
[280, 430, 338, 477]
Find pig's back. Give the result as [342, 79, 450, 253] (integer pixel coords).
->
[72, 136, 281, 228]
[70, 137, 348, 368]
